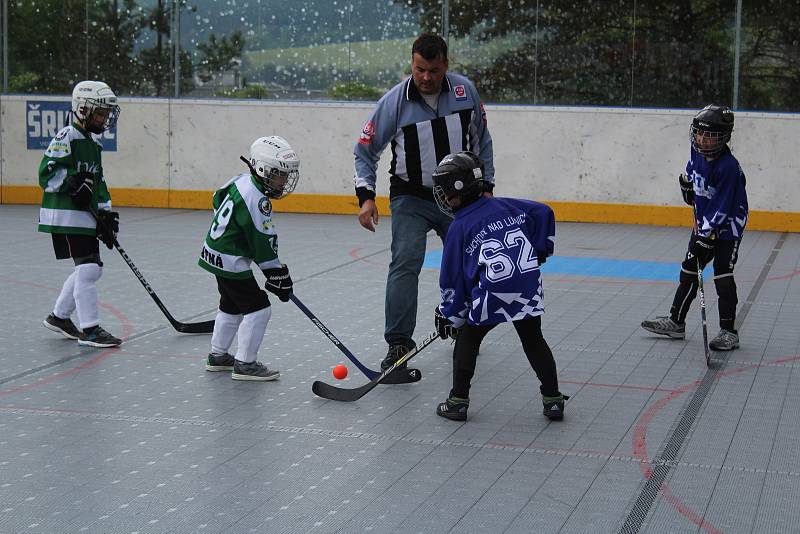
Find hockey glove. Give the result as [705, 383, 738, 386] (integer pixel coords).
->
[434, 306, 459, 340]
[678, 173, 695, 206]
[67, 171, 95, 209]
[689, 233, 715, 264]
[96, 210, 119, 249]
[263, 264, 293, 302]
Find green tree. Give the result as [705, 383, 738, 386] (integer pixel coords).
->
[397, 0, 800, 110]
[196, 31, 245, 82]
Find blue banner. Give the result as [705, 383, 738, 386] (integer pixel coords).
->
[26, 100, 117, 151]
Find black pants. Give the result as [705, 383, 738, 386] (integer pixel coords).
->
[670, 232, 741, 331]
[451, 315, 560, 399]
[215, 276, 269, 315]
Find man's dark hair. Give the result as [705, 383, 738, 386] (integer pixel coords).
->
[412, 33, 448, 62]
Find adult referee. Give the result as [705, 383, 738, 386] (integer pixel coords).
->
[353, 33, 495, 371]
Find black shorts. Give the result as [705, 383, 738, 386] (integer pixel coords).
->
[216, 276, 270, 315]
[51, 233, 101, 265]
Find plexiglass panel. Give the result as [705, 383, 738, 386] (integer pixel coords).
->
[1, 0, 797, 111]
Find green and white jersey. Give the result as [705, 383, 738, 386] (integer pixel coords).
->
[198, 173, 282, 279]
[37, 123, 112, 236]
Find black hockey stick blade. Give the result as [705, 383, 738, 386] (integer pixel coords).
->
[312, 331, 437, 402]
[172, 318, 216, 334]
[289, 293, 420, 383]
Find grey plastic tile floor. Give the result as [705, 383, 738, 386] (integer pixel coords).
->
[1, 204, 798, 534]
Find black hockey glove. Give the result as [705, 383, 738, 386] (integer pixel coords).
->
[689, 233, 715, 264]
[67, 171, 95, 209]
[434, 306, 459, 340]
[537, 253, 548, 265]
[96, 210, 119, 249]
[678, 173, 695, 206]
[263, 264, 293, 302]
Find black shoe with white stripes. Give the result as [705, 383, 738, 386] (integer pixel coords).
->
[42, 313, 82, 340]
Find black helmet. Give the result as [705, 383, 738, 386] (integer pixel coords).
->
[432, 151, 485, 217]
[691, 104, 734, 157]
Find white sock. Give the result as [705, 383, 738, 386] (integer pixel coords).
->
[53, 271, 77, 319]
[211, 310, 242, 355]
[73, 263, 102, 330]
[235, 306, 271, 363]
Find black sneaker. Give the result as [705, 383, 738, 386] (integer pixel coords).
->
[78, 325, 122, 347]
[436, 395, 469, 421]
[232, 360, 280, 381]
[205, 352, 235, 371]
[542, 394, 569, 421]
[42, 313, 82, 340]
[381, 343, 414, 371]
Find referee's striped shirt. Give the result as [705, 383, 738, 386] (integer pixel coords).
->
[354, 72, 494, 205]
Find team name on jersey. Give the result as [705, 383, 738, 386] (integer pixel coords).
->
[200, 246, 224, 268]
[465, 214, 527, 255]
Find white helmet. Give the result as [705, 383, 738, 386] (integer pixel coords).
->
[71, 80, 120, 134]
[245, 136, 300, 199]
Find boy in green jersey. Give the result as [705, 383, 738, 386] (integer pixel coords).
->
[38, 80, 122, 348]
[199, 136, 300, 381]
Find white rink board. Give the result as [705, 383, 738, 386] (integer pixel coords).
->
[1, 95, 797, 212]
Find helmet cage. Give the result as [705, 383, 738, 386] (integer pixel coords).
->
[433, 182, 456, 218]
[251, 161, 299, 200]
[690, 122, 730, 157]
[77, 97, 121, 134]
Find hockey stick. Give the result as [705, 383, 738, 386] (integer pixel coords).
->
[697, 263, 711, 366]
[692, 203, 711, 366]
[289, 293, 421, 384]
[90, 209, 215, 334]
[312, 330, 437, 402]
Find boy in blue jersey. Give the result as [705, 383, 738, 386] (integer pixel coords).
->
[642, 105, 748, 351]
[431, 151, 566, 422]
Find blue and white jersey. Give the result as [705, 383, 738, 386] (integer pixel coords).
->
[686, 146, 748, 240]
[438, 197, 555, 328]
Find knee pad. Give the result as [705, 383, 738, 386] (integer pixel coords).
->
[75, 262, 102, 284]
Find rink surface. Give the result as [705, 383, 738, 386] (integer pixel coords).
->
[1, 205, 798, 534]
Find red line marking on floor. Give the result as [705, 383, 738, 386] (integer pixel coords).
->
[348, 246, 385, 267]
[0, 278, 133, 398]
[633, 354, 800, 533]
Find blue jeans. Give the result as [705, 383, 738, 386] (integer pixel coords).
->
[385, 195, 451, 348]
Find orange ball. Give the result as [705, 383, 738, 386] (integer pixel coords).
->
[332, 364, 348, 380]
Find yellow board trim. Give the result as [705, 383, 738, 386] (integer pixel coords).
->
[3, 185, 797, 232]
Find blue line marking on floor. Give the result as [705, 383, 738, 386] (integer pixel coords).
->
[423, 250, 711, 281]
